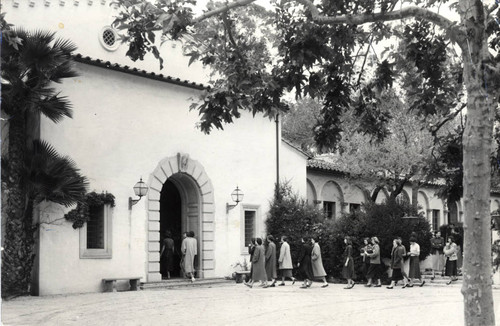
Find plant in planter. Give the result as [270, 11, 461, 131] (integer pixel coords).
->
[231, 258, 250, 283]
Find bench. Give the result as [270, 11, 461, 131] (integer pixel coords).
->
[102, 277, 142, 292]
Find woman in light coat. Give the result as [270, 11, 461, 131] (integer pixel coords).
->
[245, 237, 267, 288]
[181, 231, 197, 282]
[311, 236, 329, 288]
[278, 236, 296, 286]
[444, 236, 459, 284]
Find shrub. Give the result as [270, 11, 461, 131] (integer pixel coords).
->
[321, 201, 432, 279]
[265, 184, 432, 281]
[265, 183, 324, 267]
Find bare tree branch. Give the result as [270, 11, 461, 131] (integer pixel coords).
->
[193, 0, 257, 24]
[487, 2, 499, 15]
[293, 0, 460, 36]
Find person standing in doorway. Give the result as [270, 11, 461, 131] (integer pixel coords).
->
[407, 237, 425, 287]
[160, 230, 175, 279]
[182, 231, 197, 282]
[365, 236, 382, 287]
[297, 237, 314, 288]
[430, 231, 445, 280]
[311, 236, 329, 288]
[342, 236, 355, 289]
[264, 235, 277, 287]
[278, 236, 296, 286]
[179, 232, 188, 277]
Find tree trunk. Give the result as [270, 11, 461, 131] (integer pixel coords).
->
[411, 182, 419, 210]
[459, 1, 496, 323]
[1, 113, 34, 298]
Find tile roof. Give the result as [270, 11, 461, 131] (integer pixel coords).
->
[307, 158, 344, 173]
[72, 53, 208, 90]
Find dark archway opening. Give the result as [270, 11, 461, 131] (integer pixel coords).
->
[160, 179, 182, 279]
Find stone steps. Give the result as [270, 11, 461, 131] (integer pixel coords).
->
[141, 277, 234, 290]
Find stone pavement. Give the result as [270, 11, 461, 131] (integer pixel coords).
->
[2, 282, 500, 326]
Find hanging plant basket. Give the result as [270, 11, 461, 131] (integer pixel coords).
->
[64, 191, 115, 229]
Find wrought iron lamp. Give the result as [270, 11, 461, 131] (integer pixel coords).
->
[226, 186, 244, 213]
[128, 177, 148, 210]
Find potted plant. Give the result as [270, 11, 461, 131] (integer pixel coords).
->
[232, 258, 250, 283]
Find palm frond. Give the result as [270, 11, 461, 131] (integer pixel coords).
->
[50, 61, 78, 83]
[37, 94, 73, 122]
[25, 140, 89, 207]
[52, 37, 78, 56]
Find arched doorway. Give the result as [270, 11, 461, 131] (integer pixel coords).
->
[146, 153, 215, 283]
[159, 174, 202, 279]
[160, 179, 182, 278]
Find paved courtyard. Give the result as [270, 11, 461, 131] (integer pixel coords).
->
[2, 282, 500, 326]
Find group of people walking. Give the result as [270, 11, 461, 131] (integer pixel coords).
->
[244, 235, 331, 288]
[243, 232, 461, 289]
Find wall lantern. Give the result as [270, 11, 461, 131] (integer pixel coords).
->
[128, 177, 148, 210]
[226, 186, 244, 213]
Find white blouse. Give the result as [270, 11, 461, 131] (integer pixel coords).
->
[409, 243, 420, 256]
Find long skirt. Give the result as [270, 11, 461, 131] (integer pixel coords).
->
[361, 261, 370, 278]
[408, 256, 421, 279]
[391, 268, 404, 281]
[299, 260, 314, 280]
[366, 263, 382, 280]
[431, 253, 444, 271]
[280, 269, 293, 278]
[445, 258, 457, 277]
[342, 259, 354, 279]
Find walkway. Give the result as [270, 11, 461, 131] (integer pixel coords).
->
[2, 282, 500, 326]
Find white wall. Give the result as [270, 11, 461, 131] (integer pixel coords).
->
[2, 0, 208, 84]
[32, 61, 278, 294]
[280, 141, 308, 198]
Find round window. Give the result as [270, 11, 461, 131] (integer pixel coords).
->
[99, 27, 120, 51]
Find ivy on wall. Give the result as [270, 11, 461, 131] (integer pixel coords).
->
[64, 192, 115, 229]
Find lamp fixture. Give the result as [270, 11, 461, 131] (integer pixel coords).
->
[226, 186, 244, 213]
[128, 177, 148, 210]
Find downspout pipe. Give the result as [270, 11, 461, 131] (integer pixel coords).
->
[275, 114, 280, 191]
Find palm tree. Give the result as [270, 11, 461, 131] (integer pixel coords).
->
[1, 20, 86, 297]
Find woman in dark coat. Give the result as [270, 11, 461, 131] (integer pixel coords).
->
[297, 237, 314, 288]
[387, 237, 409, 289]
[264, 235, 277, 287]
[365, 236, 382, 287]
[244, 238, 256, 286]
[444, 236, 459, 284]
[245, 237, 267, 288]
[342, 236, 355, 289]
[360, 237, 372, 282]
[160, 230, 175, 279]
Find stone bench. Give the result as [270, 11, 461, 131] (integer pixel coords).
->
[102, 277, 142, 292]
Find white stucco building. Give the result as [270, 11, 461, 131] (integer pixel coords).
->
[3, 0, 308, 295]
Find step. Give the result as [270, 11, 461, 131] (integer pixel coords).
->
[141, 277, 234, 290]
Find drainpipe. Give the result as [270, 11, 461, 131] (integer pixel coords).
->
[275, 113, 280, 191]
